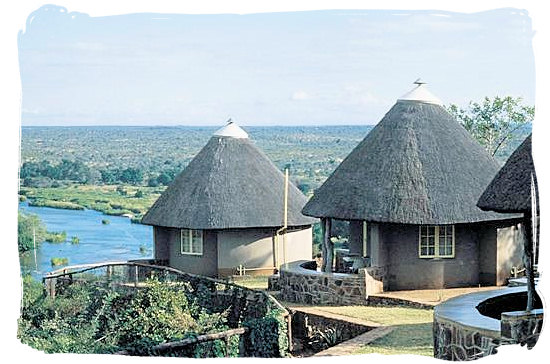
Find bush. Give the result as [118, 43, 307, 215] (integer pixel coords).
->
[101, 219, 110, 225]
[45, 231, 67, 243]
[50, 257, 69, 266]
[71, 236, 80, 244]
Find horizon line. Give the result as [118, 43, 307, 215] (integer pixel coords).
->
[20, 123, 377, 128]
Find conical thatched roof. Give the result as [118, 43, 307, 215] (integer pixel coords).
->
[142, 122, 316, 230]
[477, 134, 537, 213]
[302, 83, 518, 225]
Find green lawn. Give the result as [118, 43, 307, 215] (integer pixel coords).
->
[279, 303, 434, 357]
[230, 275, 270, 290]
[313, 305, 433, 326]
[316, 306, 433, 356]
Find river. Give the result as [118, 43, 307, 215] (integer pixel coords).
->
[18, 201, 153, 280]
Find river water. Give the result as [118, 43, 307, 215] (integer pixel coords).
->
[18, 202, 153, 279]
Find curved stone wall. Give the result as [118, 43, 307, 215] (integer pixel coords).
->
[433, 286, 543, 360]
[279, 260, 367, 305]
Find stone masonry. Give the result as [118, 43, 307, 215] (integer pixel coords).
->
[280, 261, 367, 305]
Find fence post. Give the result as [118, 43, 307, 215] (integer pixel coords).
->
[134, 265, 139, 287]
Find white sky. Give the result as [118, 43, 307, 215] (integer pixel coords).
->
[18, 6, 535, 126]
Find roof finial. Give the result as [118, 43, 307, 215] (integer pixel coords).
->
[213, 118, 249, 139]
[397, 79, 441, 105]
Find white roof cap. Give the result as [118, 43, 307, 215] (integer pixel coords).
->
[398, 79, 442, 105]
[213, 119, 249, 139]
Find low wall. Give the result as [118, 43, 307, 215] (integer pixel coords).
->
[279, 261, 367, 305]
[433, 286, 543, 360]
[291, 309, 372, 353]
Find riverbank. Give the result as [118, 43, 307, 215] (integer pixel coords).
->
[18, 201, 154, 278]
[19, 184, 164, 221]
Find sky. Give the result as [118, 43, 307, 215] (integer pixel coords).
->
[18, 5, 535, 126]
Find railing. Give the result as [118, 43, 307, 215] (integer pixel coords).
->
[236, 264, 277, 276]
[115, 327, 249, 356]
[42, 260, 292, 353]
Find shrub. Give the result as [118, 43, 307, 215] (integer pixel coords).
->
[101, 219, 110, 225]
[45, 231, 67, 243]
[50, 257, 69, 266]
[71, 236, 80, 244]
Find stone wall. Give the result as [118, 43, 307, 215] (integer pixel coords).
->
[291, 309, 372, 353]
[280, 261, 367, 305]
[433, 287, 543, 360]
[501, 309, 543, 349]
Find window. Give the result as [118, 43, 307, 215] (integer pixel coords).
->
[181, 229, 203, 255]
[418, 225, 455, 258]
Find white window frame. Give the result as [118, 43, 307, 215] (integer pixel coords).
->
[180, 229, 203, 256]
[418, 225, 455, 259]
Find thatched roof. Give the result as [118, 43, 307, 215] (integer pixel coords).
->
[142, 123, 316, 230]
[477, 134, 537, 213]
[302, 84, 518, 225]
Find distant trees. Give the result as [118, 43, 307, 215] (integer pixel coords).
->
[20, 159, 96, 186]
[447, 96, 534, 158]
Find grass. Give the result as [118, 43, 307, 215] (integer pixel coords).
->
[231, 275, 270, 290]
[310, 305, 433, 356]
[354, 323, 433, 357]
[279, 303, 434, 357]
[311, 305, 433, 326]
[29, 199, 85, 210]
[20, 184, 164, 219]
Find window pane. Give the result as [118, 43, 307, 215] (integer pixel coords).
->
[192, 230, 203, 254]
[428, 247, 435, 256]
[181, 230, 191, 253]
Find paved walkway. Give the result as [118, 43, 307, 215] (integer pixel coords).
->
[371, 286, 504, 306]
[288, 305, 382, 327]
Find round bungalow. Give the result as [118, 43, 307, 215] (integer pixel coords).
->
[142, 121, 316, 277]
[477, 134, 539, 310]
[302, 81, 524, 292]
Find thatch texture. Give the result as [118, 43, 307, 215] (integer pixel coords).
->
[477, 134, 537, 213]
[302, 100, 517, 224]
[142, 135, 316, 229]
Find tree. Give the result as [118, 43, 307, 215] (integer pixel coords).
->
[447, 96, 534, 158]
[18, 212, 47, 252]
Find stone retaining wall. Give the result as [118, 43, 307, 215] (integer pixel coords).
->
[434, 287, 543, 360]
[280, 260, 367, 305]
[291, 310, 372, 347]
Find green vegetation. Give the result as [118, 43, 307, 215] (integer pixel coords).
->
[29, 199, 84, 210]
[45, 231, 67, 243]
[18, 212, 47, 252]
[101, 219, 110, 225]
[232, 276, 270, 290]
[312, 305, 433, 326]
[50, 257, 69, 266]
[20, 126, 371, 196]
[19, 184, 164, 220]
[18, 277, 287, 357]
[281, 304, 434, 356]
[355, 323, 433, 356]
[447, 96, 533, 160]
[139, 245, 148, 255]
[71, 236, 80, 244]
